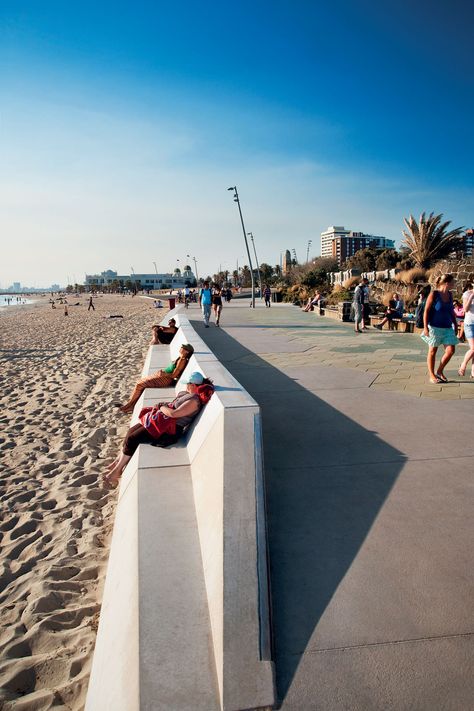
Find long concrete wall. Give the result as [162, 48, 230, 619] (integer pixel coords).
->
[86, 310, 275, 710]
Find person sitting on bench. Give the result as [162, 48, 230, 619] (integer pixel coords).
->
[151, 318, 178, 344]
[375, 293, 404, 330]
[105, 372, 214, 487]
[116, 343, 194, 413]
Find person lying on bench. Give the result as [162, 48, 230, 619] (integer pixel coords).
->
[116, 343, 194, 413]
[105, 372, 214, 487]
[151, 318, 178, 344]
[374, 293, 404, 330]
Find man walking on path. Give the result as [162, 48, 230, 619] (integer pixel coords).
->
[353, 278, 368, 333]
[88, 295, 95, 311]
[199, 281, 213, 327]
[263, 284, 272, 307]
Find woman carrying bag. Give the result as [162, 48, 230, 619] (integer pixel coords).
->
[105, 372, 214, 487]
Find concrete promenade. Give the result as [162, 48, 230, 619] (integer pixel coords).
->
[188, 300, 474, 710]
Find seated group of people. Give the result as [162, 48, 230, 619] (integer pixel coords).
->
[105, 318, 214, 487]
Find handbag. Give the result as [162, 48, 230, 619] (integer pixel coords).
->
[139, 405, 177, 438]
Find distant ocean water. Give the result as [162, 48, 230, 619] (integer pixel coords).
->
[0, 294, 35, 307]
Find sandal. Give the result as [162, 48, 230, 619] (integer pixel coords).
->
[429, 377, 442, 384]
[436, 373, 448, 383]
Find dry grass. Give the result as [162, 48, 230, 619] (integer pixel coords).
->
[342, 276, 360, 289]
[395, 267, 427, 285]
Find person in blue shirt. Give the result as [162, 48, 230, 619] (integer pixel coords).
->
[199, 281, 213, 327]
[421, 273, 458, 383]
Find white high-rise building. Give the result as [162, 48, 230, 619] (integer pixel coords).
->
[320, 226, 395, 266]
[320, 226, 351, 258]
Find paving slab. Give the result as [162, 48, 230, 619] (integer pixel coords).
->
[186, 301, 474, 710]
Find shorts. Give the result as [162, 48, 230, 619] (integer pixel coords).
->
[421, 325, 458, 348]
[464, 323, 474, 339]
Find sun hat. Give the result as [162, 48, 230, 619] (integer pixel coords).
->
[180, 343, 194, 354]
[182, 371, 204, 385]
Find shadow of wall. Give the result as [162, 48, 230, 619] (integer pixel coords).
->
[189, 317, 406, 705]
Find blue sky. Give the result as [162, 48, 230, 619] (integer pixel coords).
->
[1, 0, 473, 287]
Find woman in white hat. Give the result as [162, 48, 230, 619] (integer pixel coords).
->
[105, 372, 214, 486]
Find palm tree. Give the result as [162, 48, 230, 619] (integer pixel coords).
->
[402, 212, 463, 268]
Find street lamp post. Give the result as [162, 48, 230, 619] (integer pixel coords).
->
[192, 257, 199, 283]
[153, 261, 158, 275]
[227, 186, 255, 308]
[306, 239, 312, 264]
[247, 232, 263, 298]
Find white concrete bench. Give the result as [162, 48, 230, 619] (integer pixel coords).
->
[86, 311, 275, 711]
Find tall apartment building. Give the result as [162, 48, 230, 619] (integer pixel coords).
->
[320, 226, 395, 266]
[460, 229, 474, 256]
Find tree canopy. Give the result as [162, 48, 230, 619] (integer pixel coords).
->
[401, 212, 463, 268]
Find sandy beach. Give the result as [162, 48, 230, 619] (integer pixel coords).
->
[0, 294, 165, 709]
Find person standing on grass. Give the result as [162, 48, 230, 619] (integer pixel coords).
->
[353, 278, 368, 333]
[263, 284, 272, 307]
[422, 274, 458, 384]
[199, 281, 213, 327]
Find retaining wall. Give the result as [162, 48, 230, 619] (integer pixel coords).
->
[86, 310, 275, 710]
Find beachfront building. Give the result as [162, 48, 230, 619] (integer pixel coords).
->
[460, 229, 474, 256]
[84, 267, 197, 290]
[320, 226, 395, 266]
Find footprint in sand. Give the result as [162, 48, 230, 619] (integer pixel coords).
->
[1, 517, 20, 532]
[71, 474, 96, 487]
[10, 520, 37, 541]
[40, 499, 57, 511]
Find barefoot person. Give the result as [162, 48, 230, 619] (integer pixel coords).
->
[116, 343, 194, 413]
[422, 274, 458, 383]
[151, 318, 178, 344]
[104, 372, 214, 486]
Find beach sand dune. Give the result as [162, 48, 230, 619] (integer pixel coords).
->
[0, 295, 164, 709]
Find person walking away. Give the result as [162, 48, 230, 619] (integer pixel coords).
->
[263, 284, 272, 307]
[199, 281, 212, 327]
[415, 285, 431, 329]
[422, 274, 458, 383]
[458, 281, 474, 378]
[362, 282, 371, 329]
[353, 278, 368, 333]
[212, 286, 223, 326]
[88, 295, 95, 311]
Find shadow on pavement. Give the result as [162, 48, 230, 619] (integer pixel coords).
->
[190, 317, 407, 706]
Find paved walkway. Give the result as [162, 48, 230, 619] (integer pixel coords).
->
[189, 301, 474, 711]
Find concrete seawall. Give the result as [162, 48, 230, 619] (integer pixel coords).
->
[86, 310, 275, 710]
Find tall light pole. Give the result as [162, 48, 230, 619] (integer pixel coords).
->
[192, 256, 199, 283]
[153, 261, 158, 274]
[306, 239, 312, 263]
[227, 186, 255, 308]
[247, 232, 263, 298]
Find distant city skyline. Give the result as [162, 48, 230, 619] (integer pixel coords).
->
[1, 0, 473, 287]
